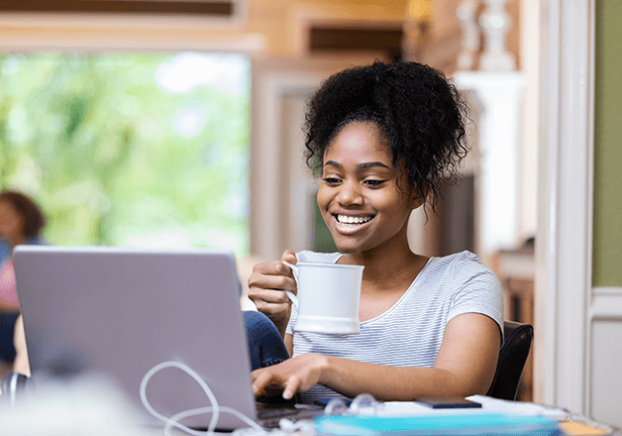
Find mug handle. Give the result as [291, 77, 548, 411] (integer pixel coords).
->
[282, 261, 299, 308]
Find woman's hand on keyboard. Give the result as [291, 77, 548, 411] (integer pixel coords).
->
[251, 353, 328, 400]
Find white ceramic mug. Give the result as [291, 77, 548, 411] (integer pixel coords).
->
[283, 261, 364, 334]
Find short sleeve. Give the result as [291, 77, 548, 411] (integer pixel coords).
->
[447, 252, 504, 341]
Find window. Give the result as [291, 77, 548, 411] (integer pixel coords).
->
[0, 52, 251, 256]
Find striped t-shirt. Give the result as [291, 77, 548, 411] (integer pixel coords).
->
[285, 250, 504, 403]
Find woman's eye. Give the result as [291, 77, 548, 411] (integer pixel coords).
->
[364, 180, 385, 186]
[322, 177, 341, 185]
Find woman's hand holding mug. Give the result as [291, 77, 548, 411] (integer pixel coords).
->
[247, 250, 298, 337]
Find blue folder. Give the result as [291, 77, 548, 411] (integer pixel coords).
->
[314, 413, 562, 436]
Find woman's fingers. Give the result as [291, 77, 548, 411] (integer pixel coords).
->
[249, 288, 290, 305]
[252, 368, 298, 400]
[251, 370, 272, 397]
[281, 249, 297, 265]
[248, 268, 295, 293]
[247, 273, 296, 314]
[250, 296, 290, 318]
[251, 354, 324, 399]
[248, 257, 297, 304]
[247, 251, 299, 334]
[252, 368, 289, 398]
[282, 375, 301, 400]
[256, 255, 296, 276]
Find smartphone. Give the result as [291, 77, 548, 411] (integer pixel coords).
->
[413, 396, 482, 409]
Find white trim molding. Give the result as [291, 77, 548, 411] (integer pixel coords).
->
[589, 288, 622, 425]
[590, 288, 622, 321]
[536, 0, 595, 417]
[249, 68, 321, 261]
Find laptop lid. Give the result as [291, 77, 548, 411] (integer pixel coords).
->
[14, 245, 257, 430]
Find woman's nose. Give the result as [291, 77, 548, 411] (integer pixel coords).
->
[336, 181, 363, 206]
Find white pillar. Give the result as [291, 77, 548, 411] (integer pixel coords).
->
[453, 71, 524, 260]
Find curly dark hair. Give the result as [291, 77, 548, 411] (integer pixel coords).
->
[0, 190, 46, 239]
[303, 61, 468, 210]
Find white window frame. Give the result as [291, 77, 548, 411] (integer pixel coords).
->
[535, 0, 595, 416]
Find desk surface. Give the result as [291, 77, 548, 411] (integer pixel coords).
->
[1, 384, 620, 436]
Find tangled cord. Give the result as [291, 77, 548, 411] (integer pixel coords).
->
[140, 361, 379, 436]
[140, 361, 266, 436]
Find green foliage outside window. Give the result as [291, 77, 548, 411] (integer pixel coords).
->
[0, 52, 250, 256]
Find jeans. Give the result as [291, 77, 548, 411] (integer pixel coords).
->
[243, 311, 289, 371]
[0, 312, 19, 363]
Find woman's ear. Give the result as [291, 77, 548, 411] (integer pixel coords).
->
[410, 185, 430, 210]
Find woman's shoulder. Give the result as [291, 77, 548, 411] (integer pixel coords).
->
[296, 250, 342, 264]
[424, 250, 498, 287]
[427, 250, 486, 273]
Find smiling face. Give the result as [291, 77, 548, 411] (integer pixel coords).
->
[317, 121, 424, 257]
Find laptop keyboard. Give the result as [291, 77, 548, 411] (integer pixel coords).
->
[256, 401, 324, 428]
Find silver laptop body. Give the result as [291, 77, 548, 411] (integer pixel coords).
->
[14, 245, 256, 430]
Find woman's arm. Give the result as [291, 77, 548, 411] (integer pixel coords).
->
[252, 313, 500, 401]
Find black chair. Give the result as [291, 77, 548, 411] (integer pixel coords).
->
[486, 320, 534, 401]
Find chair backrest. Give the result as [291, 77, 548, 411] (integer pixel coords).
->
[486, 320, 534, 401]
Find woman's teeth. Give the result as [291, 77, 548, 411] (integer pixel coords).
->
[336, 215, 373, 225]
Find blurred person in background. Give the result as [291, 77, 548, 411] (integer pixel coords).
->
[0, 190, 46, 367]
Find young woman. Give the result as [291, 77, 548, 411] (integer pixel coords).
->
[0, 190, 46, 366]
[247, 61, 503, 403]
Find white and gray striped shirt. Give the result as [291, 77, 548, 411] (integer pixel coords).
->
[285, 250, 504, 403]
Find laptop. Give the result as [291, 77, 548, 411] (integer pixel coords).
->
[14, 246, 322, 430]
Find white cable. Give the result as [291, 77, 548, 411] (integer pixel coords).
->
[324, 398, 348, 416]
[139, 361, 375, 436]
[139, 361, 279, 436]
[349, 393, 380, 414]
[140, 361, 220, 435]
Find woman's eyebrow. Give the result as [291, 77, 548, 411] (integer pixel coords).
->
[324, 160, 341, 168]
[358, 162, 390, 169]
[323, 160, 390, 169]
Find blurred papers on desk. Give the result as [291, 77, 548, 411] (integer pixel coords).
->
[354, 395, 569, 420]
